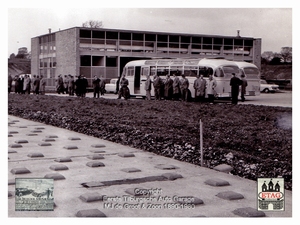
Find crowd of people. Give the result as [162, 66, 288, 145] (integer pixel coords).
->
[118, 72, 247, 104]
[8, 74, 47, 95]
[8, 71, 247, 104]
[8, 73, 107, 98]
[56, 74, 106, 98]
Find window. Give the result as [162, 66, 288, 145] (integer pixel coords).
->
[184, 66, 198, 77]
[170, 66, 183, 76]
[120, 32, 131, 40]
[145, 34, 156, 41]
[92, 30, 105, 39]
[133, 33, 144, 41]
[141, 67, 150, 76]
[106, 31, 118, 39]
[243, 67, 260, 78]
[81, 55, 91, 66]
[157, 34, 168, 42]
[127, 66, 135, 76]
[222, 66, 240, 77]
[169, 35, 179, 43]
[199, 66, 213, 77]
[80, 29, 91, 38]
[181, 36, 190, 44]
[150, 66, 156, 75]
[214, 68, 224, 77]
[157, 66, 169, 76]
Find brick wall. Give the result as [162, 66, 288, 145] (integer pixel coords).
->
[55, 28, 79, 78]
[31, 37, 39, 75]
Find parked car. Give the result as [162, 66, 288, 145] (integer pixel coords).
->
[15, 188, 33, 197]
[105, 78, 118, 93]
[260, 80, 279, 93]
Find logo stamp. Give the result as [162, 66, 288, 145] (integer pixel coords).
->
[15, 178, 54, 211]
[257, 178, 284, 211]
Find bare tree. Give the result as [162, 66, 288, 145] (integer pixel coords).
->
[82, 20, 103, 28]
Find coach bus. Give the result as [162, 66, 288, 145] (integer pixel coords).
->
[122, 58, 260, 99]
[233, 61, 260, 96]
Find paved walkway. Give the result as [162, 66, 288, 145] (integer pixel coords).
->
[8, 115, 292, 217]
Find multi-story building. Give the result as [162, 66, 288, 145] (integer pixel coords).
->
[31, 27, 261, 87]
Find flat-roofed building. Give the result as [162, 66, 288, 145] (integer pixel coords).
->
[31, 27, 261, 88]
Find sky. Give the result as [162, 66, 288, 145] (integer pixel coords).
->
[6, 4, 294, 57]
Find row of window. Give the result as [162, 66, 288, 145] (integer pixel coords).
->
[79, 29, 253, 46]
[126, 66, 259, 79]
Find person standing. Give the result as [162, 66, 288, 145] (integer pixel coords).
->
[144, 75, 152, 100]
[180, 74, 189, 101]
[194, 74, 207, 102]
[68, 75, 75, 96]
[39, 75, 46, 95]
[57, 75, 64, 94]
[240, 74, 248, 102]
[63, 75, 69, 94]
[100, 77, 106, 96]
[206, 74, 217, 103]
[193, 74, 200, 101]
[8, 74, 13, 94]
[118, 74, 129, 99]
[34, 75, 40, 94]
[23, 74, 31, 94]
[164, 74, 173, 100]
[153, 74, 163, 100]
[18, 75, 24, 94]
[82, 76, 88, 97]
[172, 73, 181, 101]
[230, 73, 241, 104]
[92, 76, 100, 98]
[31, 75, 36, 94]
[14, 75, 19, 94]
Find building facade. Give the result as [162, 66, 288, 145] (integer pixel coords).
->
[31, 27, 261, 87]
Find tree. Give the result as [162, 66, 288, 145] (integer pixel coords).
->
[261, 51, 274, 63]
[280, 47, 292, 63]
[82, 20, 103, 28]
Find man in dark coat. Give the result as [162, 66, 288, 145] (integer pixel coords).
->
[92, 76, 100, 98]
[164, 74, 173, 100]
[230, 73, 241, 104]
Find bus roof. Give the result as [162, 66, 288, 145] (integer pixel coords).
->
[125, 58, 239, 68]
[234, 61, 258, 69]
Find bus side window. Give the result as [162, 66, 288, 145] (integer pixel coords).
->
[214, 68, 224, 77]
[150, 66, 156, 76]
[141, 67, 149, 76]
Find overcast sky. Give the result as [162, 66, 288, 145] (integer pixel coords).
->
[6, 5, 293, 57]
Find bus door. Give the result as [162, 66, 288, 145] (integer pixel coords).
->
[133, 66, 141, 94]
[139, 66, 150, 96]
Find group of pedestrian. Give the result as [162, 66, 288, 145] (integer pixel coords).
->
[146, 73, 192, 101]
[9, 74, 46, 95]
[56, 74, 97, 97]
[143, 72, 220, 103]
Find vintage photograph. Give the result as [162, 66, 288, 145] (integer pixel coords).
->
[6, 3, 294, 223]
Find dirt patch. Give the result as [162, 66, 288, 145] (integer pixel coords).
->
[8, 94, 292, 190]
